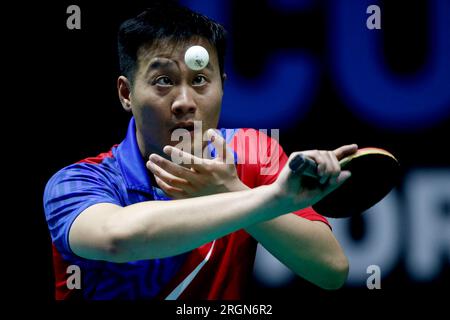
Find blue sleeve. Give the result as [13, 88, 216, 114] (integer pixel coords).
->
[43, 163, 123, 259]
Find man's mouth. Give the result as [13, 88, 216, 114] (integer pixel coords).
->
[170, 122, 196, 133]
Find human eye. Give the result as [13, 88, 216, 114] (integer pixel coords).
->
[192, 75, 208, 86]
[153, 76, 173, 86]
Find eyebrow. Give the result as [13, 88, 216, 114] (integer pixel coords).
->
[146, 58, 177, 74]
[145, 57, 215, 76]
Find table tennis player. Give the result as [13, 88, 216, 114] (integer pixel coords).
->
[43, 1, 357, 299]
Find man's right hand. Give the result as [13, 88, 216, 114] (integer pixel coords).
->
[270, 144, 358, 212]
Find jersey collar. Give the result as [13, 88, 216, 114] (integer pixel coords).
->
[115, 117, 154, 194]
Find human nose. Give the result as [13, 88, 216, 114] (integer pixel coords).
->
[171, 85, 197, 116]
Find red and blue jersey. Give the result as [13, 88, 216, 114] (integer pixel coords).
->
[43, 117, 329, 300]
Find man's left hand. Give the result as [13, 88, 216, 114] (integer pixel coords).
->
[146, 129, 248, 199]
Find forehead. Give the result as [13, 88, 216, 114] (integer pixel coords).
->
[137, 37, 218, 70]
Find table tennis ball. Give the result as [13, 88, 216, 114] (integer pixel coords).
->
[184, 45, 209, 70]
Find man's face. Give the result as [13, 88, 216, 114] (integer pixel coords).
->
[124, 38, 224, 158]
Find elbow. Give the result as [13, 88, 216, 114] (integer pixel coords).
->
[104, 215, 164, 262]
[102, 221, 138, 263]
[96, 232, 128, 263]
[104, 217, 161, 262]
[104, 235, 130, 263]
[70, 228, 132, 263]
[319, 256, 349, 290]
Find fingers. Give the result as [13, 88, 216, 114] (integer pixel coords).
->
[336, 170, 352, 184]
[301, 144, 357, 186]
[146, 155, 192, 189]
[153, 175, 186, 198]
[162, 146, 209, 172]
[162, 146, 200, 166]
[164, 129, 234, 168]
[333, 144, 358, 160]
[324, 151, 340, 184]
[149, 152, 195, 177]
[304, 150, 341, 185]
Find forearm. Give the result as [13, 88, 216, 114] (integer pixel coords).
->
[231, 183, 348, 289]
[246, 216, 349, 289]
[107, 185, 285, 261]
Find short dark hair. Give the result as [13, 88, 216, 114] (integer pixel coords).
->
[118, 1, 227, 83]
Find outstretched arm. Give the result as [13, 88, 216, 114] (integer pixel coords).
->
[70, 183, 280, 262]
[143, 137, 356, 289]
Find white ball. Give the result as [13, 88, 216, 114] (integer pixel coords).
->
[184, 45, 209, 70]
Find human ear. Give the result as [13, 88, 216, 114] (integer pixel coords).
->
[117, 76, 132, 112]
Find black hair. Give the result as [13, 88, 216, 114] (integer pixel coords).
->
[118, 1, 227, 83]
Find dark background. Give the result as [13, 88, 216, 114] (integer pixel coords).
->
[12, 0, 449, 308]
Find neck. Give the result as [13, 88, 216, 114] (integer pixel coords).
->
[135, 130, 166, 161]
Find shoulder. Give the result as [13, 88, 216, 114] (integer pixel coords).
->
[44, 147, 123, 199]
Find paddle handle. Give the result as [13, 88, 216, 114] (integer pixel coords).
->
[289, 154, 320, 179]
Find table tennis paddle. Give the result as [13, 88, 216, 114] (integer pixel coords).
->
[289, 147, 400, 218]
